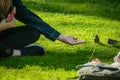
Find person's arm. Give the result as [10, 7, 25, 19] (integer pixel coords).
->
[12, 0, 60, 41]
[12, 0, 86, 45]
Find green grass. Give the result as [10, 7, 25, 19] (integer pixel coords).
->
[0, 0, 120, 80]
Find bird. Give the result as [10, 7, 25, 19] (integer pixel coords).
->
[107, 38, 118, 45]
[94, 35, 100, 43]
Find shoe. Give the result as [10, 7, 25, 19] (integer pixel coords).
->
[20, 44, 45, 56]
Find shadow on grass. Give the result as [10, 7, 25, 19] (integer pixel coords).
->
[93, 42, 120, 51]
[0, 47, 116, 70]
[97, 42, 112, 48]
[96, 42, 120, 49]
[0, 50, 90, 70]
[113, 45, 120, 49]
[23, 0, 120, 21]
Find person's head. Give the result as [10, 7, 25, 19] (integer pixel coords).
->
[0, 0, 11, 18]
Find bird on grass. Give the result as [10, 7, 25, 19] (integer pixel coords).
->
[107, 38, 119, 45]
[94, 35, 100, 43]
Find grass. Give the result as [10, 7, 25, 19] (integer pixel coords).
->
[0, 0, 120, 80]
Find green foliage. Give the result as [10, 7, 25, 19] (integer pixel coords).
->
[0, 0, 120, 80]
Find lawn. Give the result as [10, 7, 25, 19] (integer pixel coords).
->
[0, 0, 120, 80]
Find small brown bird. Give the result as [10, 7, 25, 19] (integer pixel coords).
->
[94, 35, 100, 43]
[108, 38, 118, 45]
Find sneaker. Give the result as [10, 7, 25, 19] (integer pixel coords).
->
[20, 44, 45, 56]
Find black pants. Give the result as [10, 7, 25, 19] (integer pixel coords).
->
[0, 25, 40, 57]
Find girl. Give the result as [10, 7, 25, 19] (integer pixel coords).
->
[0, 0, 86, 58]
[0, 0, 45, 57]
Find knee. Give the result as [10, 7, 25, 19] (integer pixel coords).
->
[30, 27, 41, 41]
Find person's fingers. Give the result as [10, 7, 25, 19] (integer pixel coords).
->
[69, 40, 86, 45]
[75, 40, 86, 44]
[73, 37, 78, 40]
[57, 35, 86, 45]
[13, 7, 16, 14]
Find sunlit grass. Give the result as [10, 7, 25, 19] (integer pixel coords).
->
[0, 0, 120, 80]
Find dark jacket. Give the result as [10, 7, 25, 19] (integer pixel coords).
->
[1, 0, 60, 41]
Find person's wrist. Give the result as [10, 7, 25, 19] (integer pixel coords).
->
[57, 34, 65, 42]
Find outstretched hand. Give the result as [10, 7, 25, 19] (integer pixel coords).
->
[57, 34, 86, 45]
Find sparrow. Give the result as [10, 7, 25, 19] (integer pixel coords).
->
[108, 38, 118, 45]
[94, 35, 100, 43]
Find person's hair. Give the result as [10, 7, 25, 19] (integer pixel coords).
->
[0, 0, 11, 18]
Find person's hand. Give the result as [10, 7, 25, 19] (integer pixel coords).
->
[6, 7, 16, 22]
[7, 17, 16, 27]
[0, 18, 16, 31]
[0, 7, 16, 31]
[57, 34, 86, 45]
